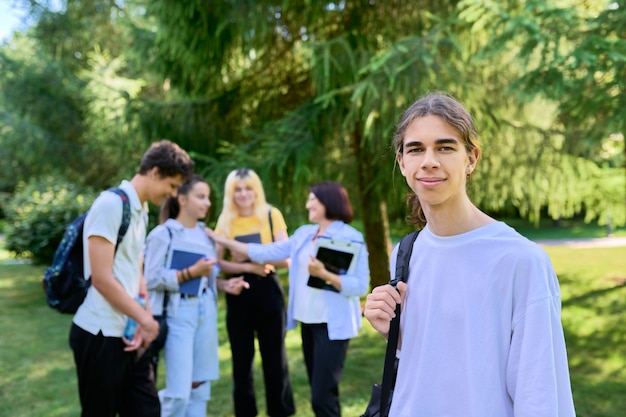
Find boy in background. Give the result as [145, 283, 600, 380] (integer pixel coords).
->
[69, 140, 194, 417]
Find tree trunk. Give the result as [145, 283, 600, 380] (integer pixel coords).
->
[362, 198, 392, 288]
[352, 128, 392, 290]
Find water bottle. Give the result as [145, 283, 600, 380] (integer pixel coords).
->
[123, 292, 146, 340]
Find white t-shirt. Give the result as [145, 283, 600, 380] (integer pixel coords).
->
[73, 180, 148, 337]
[389, 222, 576, 417]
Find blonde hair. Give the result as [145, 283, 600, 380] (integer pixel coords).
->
[215, 168, 271, 237]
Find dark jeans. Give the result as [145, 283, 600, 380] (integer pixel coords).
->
[226, 272, 295, 417]
[301, 323, 350, 417]
[69, 323, 160, 417]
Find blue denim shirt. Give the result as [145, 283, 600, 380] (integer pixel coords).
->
[248, 220, 370, 340]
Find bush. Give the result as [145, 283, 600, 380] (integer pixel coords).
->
[5, 177, 96, 264]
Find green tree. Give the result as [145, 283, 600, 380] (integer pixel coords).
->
[141, 0, 486, 286]
[458, 0, 626, 228]
[145, 0, 621, 284]
[0, 35, 86, 190]
[0, 0, 159, 191]
[3, 0, 623, 274]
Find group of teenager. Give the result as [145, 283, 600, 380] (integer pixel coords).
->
[69, 92, 577, 417]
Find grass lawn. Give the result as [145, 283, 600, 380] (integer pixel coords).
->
[0, 236, 625, 416]
[385, 217, 626, 243]
[503, 218, 626, 241]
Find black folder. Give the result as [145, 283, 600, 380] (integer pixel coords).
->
[307, 237, 361, 292]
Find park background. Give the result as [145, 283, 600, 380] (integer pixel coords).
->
[0, 0, 625, 416]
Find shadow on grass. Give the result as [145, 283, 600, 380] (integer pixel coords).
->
[562, 281, 626, 308]
[569, 375, 626, 417]
[559, 273, 626, 417]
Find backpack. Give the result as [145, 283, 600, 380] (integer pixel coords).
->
[42, 188, 131, 314]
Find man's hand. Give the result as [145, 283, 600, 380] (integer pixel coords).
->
[363, 281, 407, 339]
[123, 316, 159, 351]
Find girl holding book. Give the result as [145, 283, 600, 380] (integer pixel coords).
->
[209, 180, 370, 417]
[213, 168, 295, 417]
[144, 174, 248, 417]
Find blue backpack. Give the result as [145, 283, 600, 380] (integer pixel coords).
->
[42, 188, 131, 313]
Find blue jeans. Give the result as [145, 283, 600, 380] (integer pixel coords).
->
[160, 291, 218, 417]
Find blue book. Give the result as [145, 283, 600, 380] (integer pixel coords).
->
[170, 248, 207, 296]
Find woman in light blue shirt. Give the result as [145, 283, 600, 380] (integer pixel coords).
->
[209, 181, 370, 417]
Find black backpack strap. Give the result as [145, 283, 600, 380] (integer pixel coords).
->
[380, 230, 420, 417]
[268, 206, 275, 242]
[107, 188, 131, 253]
[391, 230, 419, 287]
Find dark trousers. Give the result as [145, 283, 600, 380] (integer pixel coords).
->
[301, 323, 350, 417]
[226, 272, 295, 417]
[69, 323, 160, 417]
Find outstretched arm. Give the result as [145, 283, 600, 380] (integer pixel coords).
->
[206, 227, 249, 256]
[211, 229, 275, 279]
[270, 229, 290, 269]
